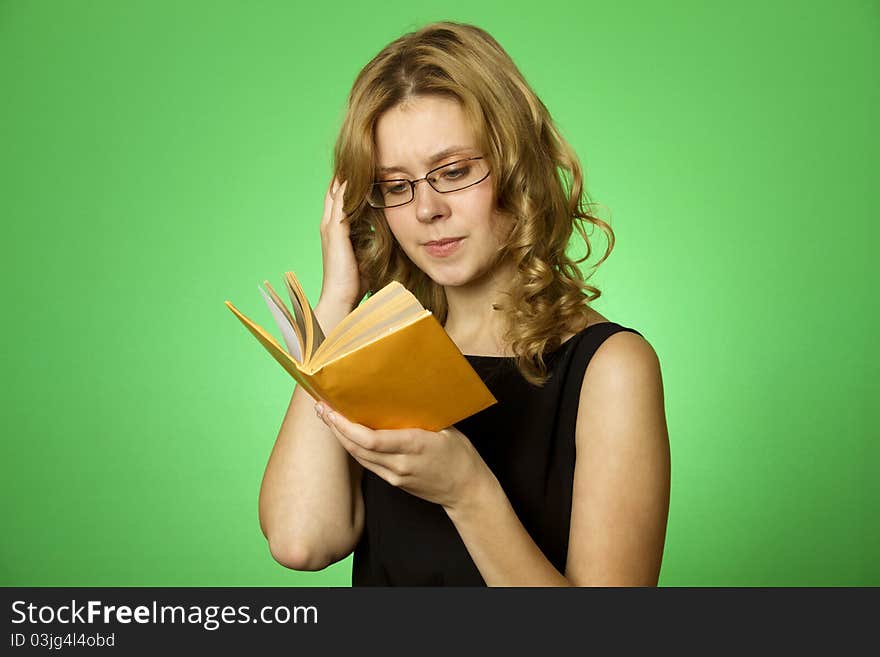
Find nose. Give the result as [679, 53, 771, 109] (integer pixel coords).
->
[413, 178, 448, 224]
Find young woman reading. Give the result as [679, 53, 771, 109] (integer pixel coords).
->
[258, 21, 671, 586]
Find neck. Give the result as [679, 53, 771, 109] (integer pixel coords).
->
[442, 258, 516, 354]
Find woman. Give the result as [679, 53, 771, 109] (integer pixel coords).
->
[259, 21, 671, 586]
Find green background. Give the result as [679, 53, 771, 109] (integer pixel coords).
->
[1, 0, 876, 586]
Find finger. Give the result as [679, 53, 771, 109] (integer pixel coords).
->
[333, 179, 350, 224]
[348, 451, 405, 489]
[324, 408, 416, 454]
[325, 417, 401, 470]
[321, 176, 338, 230]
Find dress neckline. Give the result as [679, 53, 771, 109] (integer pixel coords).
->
[462, 322, 616, 359]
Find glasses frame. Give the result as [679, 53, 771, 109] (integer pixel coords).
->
[367, 156, 490, 209]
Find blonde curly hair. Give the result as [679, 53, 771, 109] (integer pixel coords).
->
[333, 21, 614, 386]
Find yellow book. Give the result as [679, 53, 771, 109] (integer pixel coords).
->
[225, 272, 497, 431]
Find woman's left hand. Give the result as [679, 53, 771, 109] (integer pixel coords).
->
[315, 403, 491, 511]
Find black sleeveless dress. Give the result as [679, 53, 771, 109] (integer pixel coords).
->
[351, 321, 643, 586]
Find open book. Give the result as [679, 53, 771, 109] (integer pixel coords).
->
[225, 272, 497, 431]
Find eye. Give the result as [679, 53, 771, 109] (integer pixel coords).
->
[380, 181, 409, 195]
[442, 166, 470, 179]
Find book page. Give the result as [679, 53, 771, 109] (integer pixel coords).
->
[326, 304, 424, 362]
[266, 279, 308, 355]
[312, 294, 426, 369]
[310, 282, 411, 366]
[314, 281, 424, 363]
[263, 281, 305, 353]
[259, 285, 303, 363]
[285, 272, 325, 361]
[263, 280, 298, 332]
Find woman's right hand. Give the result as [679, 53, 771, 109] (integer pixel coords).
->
[318, 176, 367, 311]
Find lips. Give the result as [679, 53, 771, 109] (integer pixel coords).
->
[424, 237, 464, 246]
[423, 237, 465, 258]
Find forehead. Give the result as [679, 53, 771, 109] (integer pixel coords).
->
[374, 96, 477, 170]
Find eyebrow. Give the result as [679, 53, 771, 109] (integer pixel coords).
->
[378, 146, 474, 175]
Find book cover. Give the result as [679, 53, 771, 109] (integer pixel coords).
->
[225, 272, 497, 431]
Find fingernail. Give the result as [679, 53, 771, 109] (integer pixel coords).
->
[327, 411, 336, 423]
[315, 403, 323, 416]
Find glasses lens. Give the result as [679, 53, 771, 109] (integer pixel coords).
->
[367, 158, 490, 208]
[429, 158, 489, 193]
[368, 180, 412, 208]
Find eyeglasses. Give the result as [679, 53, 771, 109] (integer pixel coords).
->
[367, 156, 490, 209]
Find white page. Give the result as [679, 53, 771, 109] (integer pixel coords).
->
[259, 286, 303, 363]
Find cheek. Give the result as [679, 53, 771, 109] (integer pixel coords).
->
[383, 212, 406, 240]
[466, 194, 508, 243]
[384, 213, 420, 257]
[472, 185, 504, 226]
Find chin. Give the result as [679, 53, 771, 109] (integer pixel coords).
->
[428, 273, 469, 288]
[422, 262, 489, 289]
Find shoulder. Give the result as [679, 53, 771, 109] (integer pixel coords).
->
[574, 328, 666, 448]
[561, 309, 662, 386]
[582, 329, 662, 391]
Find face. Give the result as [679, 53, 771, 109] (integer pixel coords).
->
[373, 95, 512, 289]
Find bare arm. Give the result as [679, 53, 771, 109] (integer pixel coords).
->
[258, 299, 365, 571]
[565, 331, 670, 585]
[260, 174, 369, 571]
